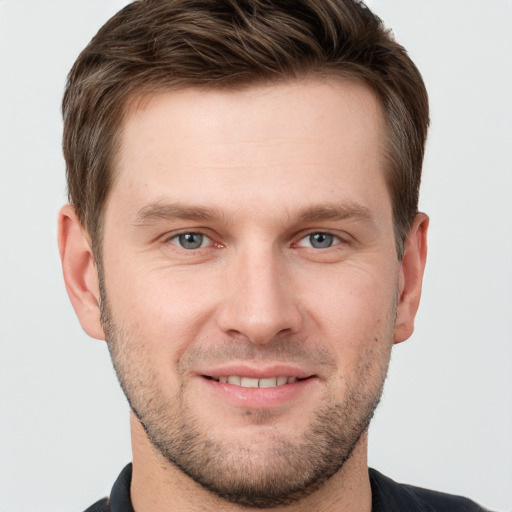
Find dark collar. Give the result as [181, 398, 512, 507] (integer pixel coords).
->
[109, 463, 134, 512]
[95, 463, 489, 512]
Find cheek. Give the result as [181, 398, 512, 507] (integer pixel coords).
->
[296, 264, 397, 377]
[299, 264, 397, 332]
[104, 263, 221, 360]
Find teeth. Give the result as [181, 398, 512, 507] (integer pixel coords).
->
[241, 377, 259, 388]
[259, 377, 277, 388]
[213, 376, 301, 388]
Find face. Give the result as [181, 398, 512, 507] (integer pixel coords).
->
[99, 80, 403, 507]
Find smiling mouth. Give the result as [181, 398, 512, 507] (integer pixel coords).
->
[203, 376, 310, 388]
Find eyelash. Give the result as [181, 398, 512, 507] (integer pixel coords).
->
[166, 232, 217, 251]
[295, 232, 343, 249]
[165, 230, 347, 252]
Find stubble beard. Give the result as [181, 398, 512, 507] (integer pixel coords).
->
[99, 277, 394, 508]
[138, 383, 382, 508]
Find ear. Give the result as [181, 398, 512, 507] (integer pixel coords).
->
[394, 213, 429, 344]
[57, 204, 105, 340]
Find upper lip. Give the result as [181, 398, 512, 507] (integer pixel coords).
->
[197, 364, 315, 380]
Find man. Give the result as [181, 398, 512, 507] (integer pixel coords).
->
[57, 1, 490, 511]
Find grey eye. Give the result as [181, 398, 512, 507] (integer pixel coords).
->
[177, 233, 205, 249]
[309, 233, 334, 249]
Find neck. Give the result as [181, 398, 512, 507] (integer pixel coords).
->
[130, 413, 372, 512]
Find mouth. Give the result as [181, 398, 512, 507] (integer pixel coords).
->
[203, 375, 308, 388]
[199, 370, 318, 409]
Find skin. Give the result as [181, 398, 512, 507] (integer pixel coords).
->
[58, 79, 428, 511]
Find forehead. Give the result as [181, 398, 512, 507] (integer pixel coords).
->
[111, 79, 389, 224]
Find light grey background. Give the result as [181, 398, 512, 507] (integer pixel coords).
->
[1, 1, 511, 510]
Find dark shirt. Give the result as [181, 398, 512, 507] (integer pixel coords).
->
[84, 463, 491, 512]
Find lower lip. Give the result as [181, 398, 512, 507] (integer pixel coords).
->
[199, 376, 316, 409]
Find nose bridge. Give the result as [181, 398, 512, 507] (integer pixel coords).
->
[216, 240, 301, 344]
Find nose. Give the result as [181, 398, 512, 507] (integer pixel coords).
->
[215, 246, 303, 345]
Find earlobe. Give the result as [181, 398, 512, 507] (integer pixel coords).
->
[394, 213, 429, 344]
[57, 204, 106, 340]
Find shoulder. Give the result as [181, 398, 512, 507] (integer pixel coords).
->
[370, 468, 492, 512]
[83, 498, 110, 512]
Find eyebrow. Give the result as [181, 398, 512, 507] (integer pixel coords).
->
[296, 203, 373, 223]
[133, 202, 225, 226]
[133, 201, 374, 227]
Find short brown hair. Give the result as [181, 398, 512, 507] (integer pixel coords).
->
[63, 0, 429, 258]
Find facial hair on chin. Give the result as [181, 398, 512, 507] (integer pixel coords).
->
[99, 275, 395, 508]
